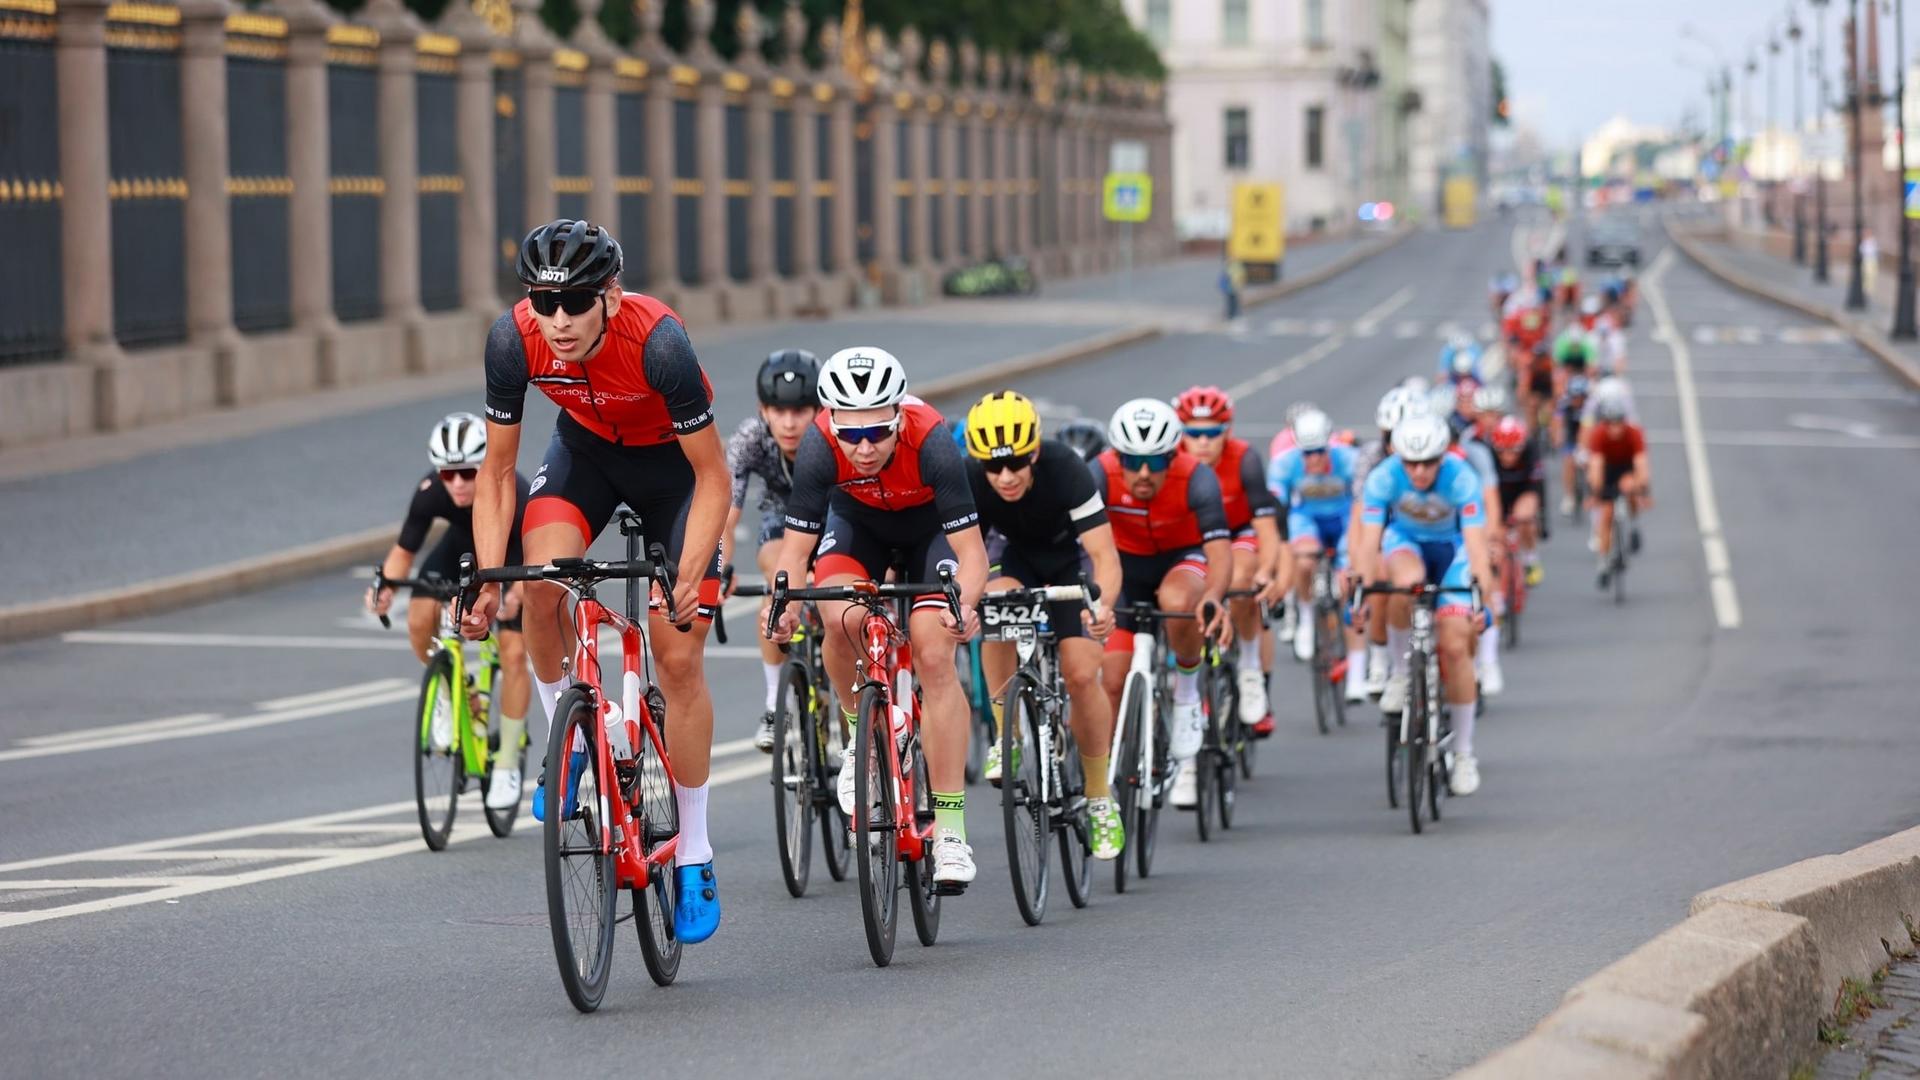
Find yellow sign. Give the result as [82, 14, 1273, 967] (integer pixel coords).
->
[1228, 182, 1284, 264]
[1102, 172, 1153, 223]
[1443, 176, 1477, 228]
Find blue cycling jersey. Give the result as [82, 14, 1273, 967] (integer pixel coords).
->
[1268, 444, 1359, 518]
[1360, 455, 1486, 542]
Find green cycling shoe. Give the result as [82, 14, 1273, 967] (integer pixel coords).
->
[1087, 796, 1126, 861]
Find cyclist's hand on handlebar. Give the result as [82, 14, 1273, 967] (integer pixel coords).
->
[1198, 597, 1232, 647]
[719, 562, 736, 601]
[939, 603, 978, 643]
[766, 604, 798, 642]
[1082, 604, 1116, 642]
[665, 575, 701, 630]
[462, 584, 500, 640]
[1254, 569, 1286, 607]
[366, 584, 393, 618]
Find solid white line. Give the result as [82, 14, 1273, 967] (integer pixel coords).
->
[257, 677, 414, 712]
[1641, 430, 1920, 450]
[78, 849, 345, 861]
[1627, 384, 1911, 401]
[1643, 249, 1743, 630]
[18, 713, 221, 748]
[0, 877, 227, 890]
[62, 631, 411, 651]
[1351, 285, 1415, 335]
[0, 687, 418, 764]
[1226, 334, 1349, 402]
[0, 798, 423, 873]
[276, 823, 422, 835]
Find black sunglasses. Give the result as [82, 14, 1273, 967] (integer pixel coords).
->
[439, 468, 478, 482]
[982, 456, 1032, 476]
[527, 287, 605, 317]
[1119, 451, 1174, 473]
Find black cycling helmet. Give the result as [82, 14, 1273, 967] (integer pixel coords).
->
[517, 219, 623, 289]
[1056, 417, 1108, 461]
[756, 348, 820, 407]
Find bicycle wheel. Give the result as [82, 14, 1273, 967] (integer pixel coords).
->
[1001, 674, 1050, 926]
[1209, 671, 1237, 832]
[1137, 692, 1167, 879]
[818, 693, 852, 882]
[483, 661, 523, 839]
[906, 735, 942, 947]
[1385, 710, 1403, 809]
[1406, 664, 1430, 836]
[1502, 565, 1522, 650]
[852, 686, 900, 967]
[543, 688, 617, 1012]
[1111, 673, 1146, 895]
[1612, 502, 1630, 605]
[960, 643, 986, 785]
[1327, 614, 1349, 730]
[771, 660, 815, 898]
[1056, 719, 1091, 909]
[413, 652, 460, 852]
[633, 710, 681, 987]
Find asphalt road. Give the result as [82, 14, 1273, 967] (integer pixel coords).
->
[2, 211, 1917, 1078]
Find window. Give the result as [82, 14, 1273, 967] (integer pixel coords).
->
[1305, 0, 1326, 48]
[1224, 107, 1250, 169]
[1222, 0, 1249, 45]
[1304, 105, 1324, 169]
[1146, 0, 1170, 47]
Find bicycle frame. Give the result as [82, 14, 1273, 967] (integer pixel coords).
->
[1108, 615, 1163, 795]
[854, 590, 931, 864]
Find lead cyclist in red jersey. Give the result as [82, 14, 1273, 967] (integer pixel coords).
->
[464, 219, 732, 945]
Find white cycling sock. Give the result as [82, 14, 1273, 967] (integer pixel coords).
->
[1367, 643, 1387, 673]
[534, 674, 568, 724]
[1173, 662, 1201, 704]
[674, 782, 712, 865]
[1387, 628, 1410, 675]
[762, 662, 782, 712]
[499, 714, 526, 761]
[1236, 637, 1261, 671]
[1452, 701, 1477, 758]
[1477, 625, 1500, 668]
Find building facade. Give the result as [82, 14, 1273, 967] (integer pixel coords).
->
[1407, 0, 1491, 217]
[1123, 0, 1397, 238]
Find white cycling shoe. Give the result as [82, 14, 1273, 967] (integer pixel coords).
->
[1169, 700, 1204, 758]
[1292, 612, 1315, 662]
[485, 767, 522, 810]
[1479, 658, 1505, 697]
[931, 830, 976, 885]
[1364, 648, 1390, 696]
[1378, 672, 1409, 715]
[1236, 668, 1268, 727]
[837, 746, 860, 817]
[1344, 662, 1369, 704]
[1171, 758, 1199, 808]
[1450, 753, 1481, 796]
[1278, 603, 1298, 643]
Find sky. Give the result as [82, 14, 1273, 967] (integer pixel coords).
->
[1491, 0, 1898, 148]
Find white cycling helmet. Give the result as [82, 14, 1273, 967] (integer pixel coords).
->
[1581, 293, 1603, 316]
[428, 412, 487, 469]
[1391, 412, 1452, 463]
[1375, 387, 1410, 432]
[1402, 375, 1430, 396]
[1108, 397, 1184, 456]
[1284, 399, 1322, 426]
[1426, 384, 1458, 417]
[1472, 383, 1510, 415]
[817, 346, 908, 410]
[1292, 408, 1334, 453]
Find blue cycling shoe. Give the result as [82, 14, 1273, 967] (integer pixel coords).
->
[530, 749, 589, 823]
[673, 862, 721, 944]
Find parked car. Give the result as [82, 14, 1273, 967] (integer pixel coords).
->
[1586, 220, 1641, 267]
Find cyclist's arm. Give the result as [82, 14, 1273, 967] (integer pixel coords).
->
[918, 423, 984, 608]
[646, 317, 727, 589]
[475, 314, 528, 578]
[1239, 450, 1282, 575]
[774, 427, 834, 586]
[1079, 522, 1123, 621]
[1355, 465, 1394, 581]
[1187, 464, 1233, 605]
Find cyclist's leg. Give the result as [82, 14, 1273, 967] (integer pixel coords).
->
[1593, 471, 1618, 557]
[1101, 553, 1161, 703]
[404, 597, 440, 664]
[1512, 489, 1541, 556]
[754, 521, 788, 713]
[496, 625, 530, 723]
[519, 426, 616, 721]
[812, 509, 888, 732]
[1287, 509, 1322, 604]
[1380, 527, 1428, 685]
[1226, 530, 1264, 677]
[1434, 550, 1480, 771]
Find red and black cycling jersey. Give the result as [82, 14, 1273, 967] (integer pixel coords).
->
[1211, 436, 1280, 531]
[482, 294, 714, 446]
[783, 397, 979, 535]
[1088, 448, 1232, 556]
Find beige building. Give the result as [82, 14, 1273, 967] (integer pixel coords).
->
[1407, 0, 1491, 217]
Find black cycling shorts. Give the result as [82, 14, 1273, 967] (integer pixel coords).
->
[987, 535, 1091, 641]
[1114, 547, 1208, 632]
[812, 502, 958, 612]
[1597, 460, 1634, 501]
[414, 531, 522, 631]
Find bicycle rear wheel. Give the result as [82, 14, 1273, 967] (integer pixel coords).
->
[1613, 502, 1630, 605]
[543, 688, 617, 1012]
[818, 697, 852, 882]
[634, 708, 681, 987]
[1001, 674, 1050, 926]
[1112, 674, 1146, 895]
[853, 686, 900, 967]
[1210, 672, 1238, 832]
[771, 660, 815, 898]
[906, 735, 941, 947]
[1137, 693, 1167, 879]
[481, 660, 524, 839]
[1406, 665, 1430, 836]
[1056, 720, 1091, 909]
[413, 652, 460, 851]
[1385, 705, 1403, 808]
[1327, 617, 1349, 730]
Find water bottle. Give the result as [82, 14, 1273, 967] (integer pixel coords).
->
[604, 701, 633, 760]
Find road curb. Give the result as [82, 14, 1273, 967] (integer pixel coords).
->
[1454, 827, 1920, 1079]
[0, 525, 395, 645]
[1663, 223, 1920, 394]
[1243, 225, 1416, 310]
[915, 323, 1165, 401]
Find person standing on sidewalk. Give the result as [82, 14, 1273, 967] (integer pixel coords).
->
[1221, 259, 1246, 321]
[463, 219, 732, 946]
[1862, 231, 1880, 299]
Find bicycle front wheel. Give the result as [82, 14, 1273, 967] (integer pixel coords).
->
[413, 652, 460, 851]
[853, 686, 900, 967]
[1406, 666, 1430, 836]
[1001, 674, 1050, 926]
[483, 661, 523, 839]
[906, 734, 941, 947]
[634, 709, 681, 987]
[1137, 691, 1167, 880]
[771, 659, 816, 898]
[1111, 674, 1147, 895]
[1056, 719, 1091, 909]
[544, 688, 617, 1012]
[819, 696, 852, 882]
[1613, 503, 1630, 605]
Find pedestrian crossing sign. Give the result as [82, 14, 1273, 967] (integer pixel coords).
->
[1905, 170, 1920, 220]
[1103, 172, 1153, 223]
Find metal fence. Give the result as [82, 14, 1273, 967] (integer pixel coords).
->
[954, 120, 970, 259]
[553, 79, 586, 221]
[108, 35, 187, 347]
[228, 51, 291, 332]
[724, 102, 747, 281]
[327, 55, 380, 321]
[493, 63, 522, 298]
[771, 105, 793, 278]
[854, 102, 872, 266]
[926, 120, 942, 263]
[615, 82, 649, 290]
[416, 65, 461, 312]
[982, 125, 996, 255]
[672, 96, 697, 284]
[815, 110, 832, 274]
[0, 28, 64, 365]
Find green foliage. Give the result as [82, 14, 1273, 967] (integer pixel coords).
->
[1491, 58, 1509, 127]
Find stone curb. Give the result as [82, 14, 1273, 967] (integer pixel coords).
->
[1663, 223, 1920, 395]
[914, 323, 1165, 402]
[1243, 225, 1416, 310]
[1454, 827, 1920, 1080]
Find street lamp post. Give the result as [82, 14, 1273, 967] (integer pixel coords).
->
[1791, 8, 1807, 264]
[1767, 31, 1780, 224]
[1843, 0, 1866, 311]
[1894, 0, 1917, 337]
[1813, 0, 1830, 284]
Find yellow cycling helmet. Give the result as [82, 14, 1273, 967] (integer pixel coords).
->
[965, 389, 1041, 460]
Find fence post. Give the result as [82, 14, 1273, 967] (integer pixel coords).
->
[54, 0, 121, 369]
[365, 0, 423, 347]
[281, 0, 339, 353]
[779, 6, 815, 301]
[178, 0, 241, 373]
[569, 0, 617, 233]
[826, 75, 855, 292]
[446, 3, 496, 315]
[630, 2, 675, 293]
[512, 0, 556, 236]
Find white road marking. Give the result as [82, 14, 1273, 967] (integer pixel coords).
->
[1352, 285, 1414, 336]
[18, 713, 221, 748]
[1225, 335, 1348, 402]
[258, 677, 415, 712]
[1787, 413, 1883, 439]
[1627, 384, 1911, 401]
[1643, 248, 1743, 630]
[1641, 430, 1920, 449]
[64, 630, 410, 651]
[0, 686, 420, 764]
[1393, 320, 1422, 339]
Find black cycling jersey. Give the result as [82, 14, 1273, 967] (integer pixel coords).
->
[966, 438, 1108, 563]
[398, 470, 530, 581]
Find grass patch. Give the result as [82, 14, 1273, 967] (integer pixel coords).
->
[1822, 975, 1891, 1045]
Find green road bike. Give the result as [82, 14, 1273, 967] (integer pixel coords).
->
[372, 570, 527, 851]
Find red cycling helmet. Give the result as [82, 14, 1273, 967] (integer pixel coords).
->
[1490, 415, 1528, 453]
[1174, 385, 1234, 424]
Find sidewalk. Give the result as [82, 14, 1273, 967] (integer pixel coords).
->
[0, 230, 1391, 627]
[1665, 224, 1920, 392]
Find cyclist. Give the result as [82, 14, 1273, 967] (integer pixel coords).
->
[367, 413, 533, 810]
[1584, 396, 1652, 589]
[1055, 417, 1109, 462]
[466, 219, 731, 945]
[1490, 416, 1545, 587]
[1556, 374, 1592, 517]
[1556, 264, 1581, 313]
[1438, 334, 1483, 387]
[767, 347, 988, 888]
[1444, 390, 1506, 696]
[1091, 398, 1232, 809]
[1269, 408, 1367, 702]
[1552, 322, 1596, 399]
[1174, 386, 1284, 734]
[1350, 386, 1410, 697]
[1576, 293, 1604, 332]
[722, 349, 821, 752]
[1488, 272, 1518, 321]
[1267, 398, 1323, 647]
[1355, 412, 1494, 796]
[962, 390, 1127, 861]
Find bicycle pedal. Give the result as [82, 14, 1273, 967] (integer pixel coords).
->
[933, 881, 969, 897]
